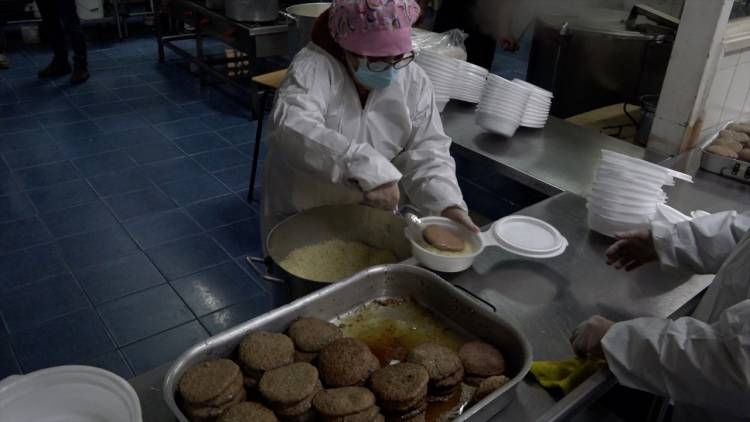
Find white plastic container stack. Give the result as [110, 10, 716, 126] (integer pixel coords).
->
[587, 150, 693, 237]
[476, 74, 532, 137]
[451, 60, 488, 103]
[415, 50, 458, 112]
[513, 79, 553, 128]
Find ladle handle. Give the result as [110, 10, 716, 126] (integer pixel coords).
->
[245, 256, 285, 284]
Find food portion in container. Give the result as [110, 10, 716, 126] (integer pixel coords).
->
[705, 124, 750, 162]
[423, 225, 467, 253]
[175, 299, 512, 422]
[278, 239, 398, 283]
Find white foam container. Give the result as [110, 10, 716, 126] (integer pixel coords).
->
[476, 111, 520, 137]
[406, 216, 568, 273]
[0, 365, 142, 422]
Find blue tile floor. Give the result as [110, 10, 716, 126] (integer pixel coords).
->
[0, 32, 536, 381]
[0, 34, 273, 380]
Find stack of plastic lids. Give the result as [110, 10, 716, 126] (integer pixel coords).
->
[415, 49, 458, 112]
[451, 60, 488, 103]
[587, 150, 693, 237]
[476, 74, 533, 137]
[513, 79, 553, 128]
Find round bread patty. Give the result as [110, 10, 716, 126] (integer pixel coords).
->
[295, 350, 318, 363]
[407, 343, 462, 381]
[259, 362, 319, 405]
[323, 405, 380, 422]
[464, 374, 485, 387]
[275, 380, 322, 416]
[458, 341, 505, 377]
[472, 375, 511, 404]
[218, 402, 278, 422]
[369, 363, 429, 404]
[288, 318, 343, 353]
[184, 391, 244, 421]
[319, 338, 380, 387]
[179, 359, 242, 404]
[207, 372, 244, 407]
[433, 365, 464, 390]
[239, 331, 294, 372]
[313, 387, 376, 417]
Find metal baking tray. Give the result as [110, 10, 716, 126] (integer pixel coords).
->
[700, 121, 750, 184]
[162, 264, 533, 422]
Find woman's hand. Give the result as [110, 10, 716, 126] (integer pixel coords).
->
[570, 316, 615, 359]
[442, 206, 480, 233]
[364, 181, 400, 211]
[606, 229, 658, 271]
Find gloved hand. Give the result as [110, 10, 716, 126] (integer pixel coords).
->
[442, 206, 480, 233]
[364, 181, 400, 211]
[605, 229, 658, 271]
[570, 316, 614, 359]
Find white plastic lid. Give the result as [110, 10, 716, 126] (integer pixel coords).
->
[0, 365, 142, 422]
[490, 216, 568, 258]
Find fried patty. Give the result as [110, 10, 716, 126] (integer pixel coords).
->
[458, 341, 505, 377]
[407, 343, 462, 381]
[258, 362, 319, 405]
[313, 387, 376, 417]
[319, 338, 380, 387]
[218, 402, 278, 422]
[179, 359, 242, 404]
[471, 375, 511, 404]
[369, 363, 429, 405]
[239, 331, 295, 372]
[288, 317, 344, 353]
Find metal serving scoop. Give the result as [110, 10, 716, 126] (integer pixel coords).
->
[393, 209, 466, 252]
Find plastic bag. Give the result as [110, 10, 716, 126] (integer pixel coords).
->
[411, 27, 468, 61]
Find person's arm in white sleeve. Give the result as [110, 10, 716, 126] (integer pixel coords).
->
[601, 300, 750, 417]
[270, 53, 402, 192]
[652, 211, 750, 274]
[392, 71, 466, 215]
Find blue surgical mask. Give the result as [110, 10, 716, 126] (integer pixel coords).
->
[354, 58, 399, 90]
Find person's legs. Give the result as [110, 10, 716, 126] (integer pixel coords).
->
[57, 0, 86, 67]
[36, 0, 72, 76]
[0, 24, 9, 69]
[56, 0, 88, 83]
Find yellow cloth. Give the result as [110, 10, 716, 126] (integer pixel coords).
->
[530, 357, 606, 395]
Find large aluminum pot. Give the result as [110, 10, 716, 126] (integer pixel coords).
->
[225, 0, 279, 22]
[282, 2, 331, 58]
[247, 204, 411, 301]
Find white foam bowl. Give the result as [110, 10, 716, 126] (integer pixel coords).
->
[0, 366, 142, 422]
[477, 111, 519, 137]
[588, 210, 650, 238]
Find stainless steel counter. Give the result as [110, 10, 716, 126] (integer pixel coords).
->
[442, 102, 665, 197]
[128, 102, 749, 422]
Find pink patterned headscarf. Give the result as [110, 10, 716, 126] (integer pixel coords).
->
[328, 0, 421, 57]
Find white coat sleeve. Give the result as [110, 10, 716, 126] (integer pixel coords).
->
[392, 73, 466, 215]
[652, 211, 750, 274]
[270, 54, 402, 192]
[601, 300, 750, 417]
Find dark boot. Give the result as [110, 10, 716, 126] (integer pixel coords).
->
[70, 63, 89, 85]
[38, 60, 71, 78]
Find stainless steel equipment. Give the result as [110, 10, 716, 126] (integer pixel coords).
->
[527, 6, 676, 118]
[225, 0, 279, 22]
[701, 121, 750, 184]
[162, 264, 533, 422]
[248, 205, 412, 299]
[283, 2, 331, 57]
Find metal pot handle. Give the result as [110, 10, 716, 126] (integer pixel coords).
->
[245, 256, 286, 284]
[278, 10, 296, 22]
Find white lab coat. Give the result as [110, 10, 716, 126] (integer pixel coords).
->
[260, 44, 466, 242]
[601, 211, 750, 421]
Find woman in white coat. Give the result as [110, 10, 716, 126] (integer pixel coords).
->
[571, 211, 750, 421]
[260, 0, 477, 242]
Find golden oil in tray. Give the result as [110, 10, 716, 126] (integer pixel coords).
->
[335, 297, 476, 422]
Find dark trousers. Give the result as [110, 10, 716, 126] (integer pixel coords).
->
[36, 0, 87, 66]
